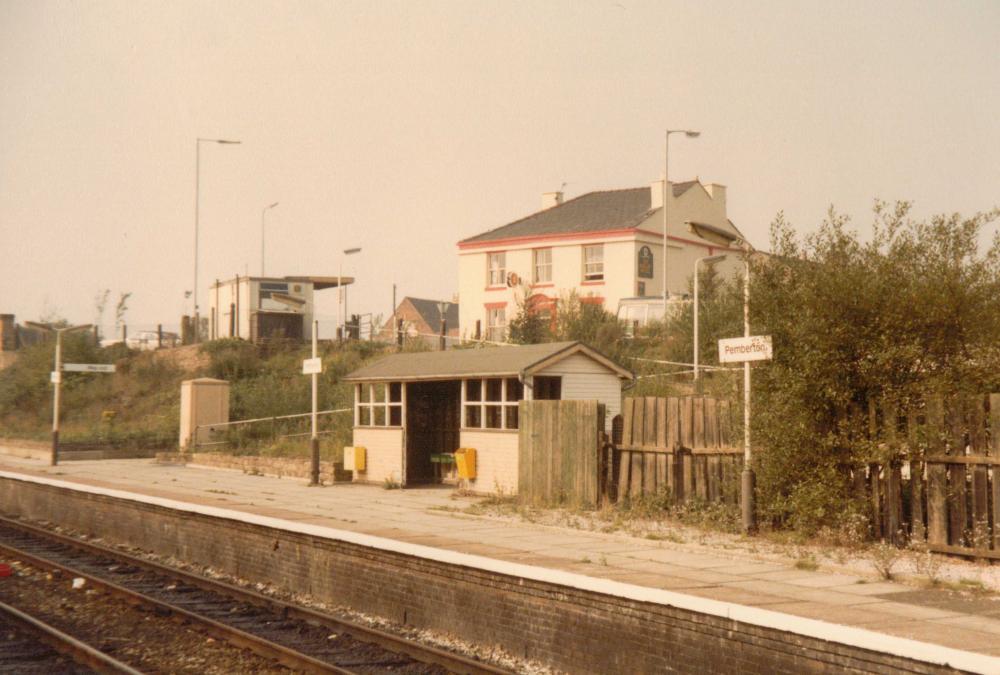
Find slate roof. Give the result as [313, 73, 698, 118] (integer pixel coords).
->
[460, 181, 699, 245]
[343, 341, 633, 382]
[406, 297, 459, 330]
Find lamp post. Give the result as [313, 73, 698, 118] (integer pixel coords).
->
[260, 201, 279, 277]
[194, 137, 241, 343]
[693, 253, 727, 389]
[662, 129, 700, 318]
[339, 247, 361, 340]
[26, 322, 92, 465]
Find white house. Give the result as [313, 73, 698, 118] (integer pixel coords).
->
[342, 341, 633, 494]
[207, 275, 351, 343]
[457, 179, 747, 340]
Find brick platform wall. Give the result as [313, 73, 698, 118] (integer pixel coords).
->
[0, 477, 966, 675]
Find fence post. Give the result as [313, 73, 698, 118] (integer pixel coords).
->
[157, 324, 163, 349]
[397, 319, 404, 347]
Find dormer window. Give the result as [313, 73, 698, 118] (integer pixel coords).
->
[487, 252, 506, 287]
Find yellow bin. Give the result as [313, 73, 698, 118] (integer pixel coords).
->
[344, 446, 366, 472]
[455, 448, 476, 480]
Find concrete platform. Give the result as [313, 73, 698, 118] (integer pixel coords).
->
[0, 455, 998, 673]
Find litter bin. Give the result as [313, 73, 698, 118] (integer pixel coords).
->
[454, 447, 477, 480]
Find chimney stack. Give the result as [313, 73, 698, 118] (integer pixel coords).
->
[541, 191, 564, 210]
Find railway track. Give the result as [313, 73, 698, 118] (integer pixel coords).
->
[0, 515, 510, 675]
[0, 598, 140, 674]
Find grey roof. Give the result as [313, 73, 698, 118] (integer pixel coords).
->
[460, 182, 699, 245]
[343, 341, 632, 382]
[405, 297, 459, 329]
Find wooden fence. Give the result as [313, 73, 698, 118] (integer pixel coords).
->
[518, 400, 606, 507]
[612, 396, 742, 505]
[858, 394, 1000, 557]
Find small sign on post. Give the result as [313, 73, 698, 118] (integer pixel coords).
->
[63, 363, 116, 373]
[50, 371, 62, 384]
[302, 357, 322, 375]
[718, 335, 773, 363]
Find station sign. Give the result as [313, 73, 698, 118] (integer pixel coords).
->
[302, 357, 322, 375]
[63, 363, 116, 373]
[718, 335, 773, 363]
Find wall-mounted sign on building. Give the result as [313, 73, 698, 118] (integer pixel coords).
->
[718, 335, 773, 363]
[637, 246, 654, 279]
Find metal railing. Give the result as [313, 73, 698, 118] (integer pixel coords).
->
[193, 408, 351, 450]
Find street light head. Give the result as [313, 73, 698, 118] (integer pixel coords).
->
[702, 254, 728, 265]
[216, 139, 241, 145]
[267, 202, 279, 209]
[344, 247, 361, 255]
[685, 131, 701, 138]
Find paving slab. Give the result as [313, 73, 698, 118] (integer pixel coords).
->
[2, 455, 1000, 662]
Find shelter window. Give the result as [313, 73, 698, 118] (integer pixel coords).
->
[487, 252, 506, 287]
[355, 382, 403, 427]
[463, 377, 522, 430]
[533, 248, 552, 284]
[583, 244, 604, 281]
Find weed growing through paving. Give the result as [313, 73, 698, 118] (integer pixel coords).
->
[382, 477, 401, 490]
[794, 555, 819, 571]
[869, 538, 905, 580]
[910, 541, 944, 587]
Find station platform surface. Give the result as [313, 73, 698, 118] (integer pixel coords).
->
[2, 453, 1000, 670]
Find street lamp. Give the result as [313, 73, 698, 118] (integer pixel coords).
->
[339, 247, 361, 340]
[663, 129, 700, 317]
[25, 322, 92, 465]
[194, 137, 241, 343]
[261, 201, 279, 276]
[693, 253, 727, 388]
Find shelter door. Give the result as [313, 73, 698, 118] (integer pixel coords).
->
[405, 381, 461, 485]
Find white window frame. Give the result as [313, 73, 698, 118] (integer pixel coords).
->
[461, 377, 522, 431]
[354, 382, 404, 427]
[487, 306, 506, 342]
[487, 252, 506, 287]
[583, 244, 604, 281]
[533, 248, 552, 284]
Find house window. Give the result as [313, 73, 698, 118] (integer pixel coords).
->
[533, 248, 552, 284]
[463, 377, 522, 430]
[487, 306, 506, 342]
[583, 244, 604, 281]
[355, 382, 403, 427]
[487, 252, 506, 287]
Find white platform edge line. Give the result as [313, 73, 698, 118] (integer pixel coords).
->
[0, 470, 994, 674]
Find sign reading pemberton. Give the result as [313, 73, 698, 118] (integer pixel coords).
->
[718, 335, 773, 363]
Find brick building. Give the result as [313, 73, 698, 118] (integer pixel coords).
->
[378, 297, 459, 346]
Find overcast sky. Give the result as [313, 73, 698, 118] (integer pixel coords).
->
[2, 0, 998, 335]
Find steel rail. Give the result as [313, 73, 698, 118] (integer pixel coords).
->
[0, 536, 351, 674]
[0, 515, 510, 675]
[0, 598, 143, 675]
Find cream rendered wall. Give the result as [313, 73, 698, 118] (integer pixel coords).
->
[460, 429, 519, 494]
[352, 427, 404, 485]
[535, 353, 624, 432]
[458, 234, 637, 338]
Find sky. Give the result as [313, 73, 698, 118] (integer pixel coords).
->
[1, 0, 998, 336]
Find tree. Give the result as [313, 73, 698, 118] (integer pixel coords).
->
[94, 289, 110, 340]
[749, 201, 1000, 533]
[506, 286, 552, 345]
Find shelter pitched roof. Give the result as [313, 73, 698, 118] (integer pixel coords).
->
[343, 341, 633, 382]
[459, 182, 699, 246]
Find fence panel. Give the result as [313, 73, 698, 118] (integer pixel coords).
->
[614, 396, 742, 504]
[518, 400, 605, 507]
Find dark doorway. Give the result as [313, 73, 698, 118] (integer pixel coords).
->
[405, 380, 461, 485]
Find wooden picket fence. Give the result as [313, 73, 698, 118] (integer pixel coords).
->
[857, 394, 1000, 557]
[611, 396, 742, 504]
